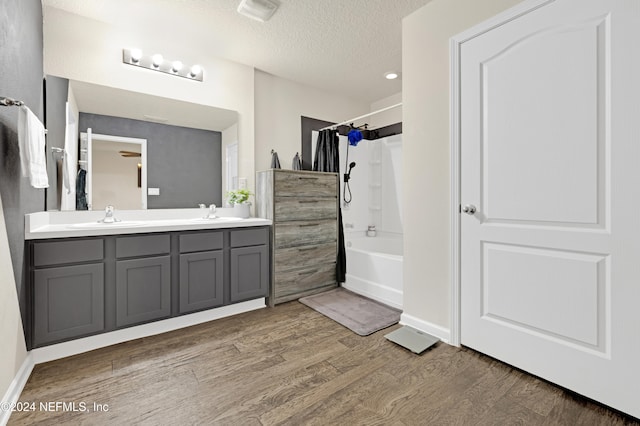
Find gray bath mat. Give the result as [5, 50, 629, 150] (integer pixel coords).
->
[299, 288, 401, 336]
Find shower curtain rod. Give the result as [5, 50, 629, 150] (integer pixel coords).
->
[319, 102, 402, 131]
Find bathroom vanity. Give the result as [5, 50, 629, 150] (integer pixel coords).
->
[24, 209, 271, 350]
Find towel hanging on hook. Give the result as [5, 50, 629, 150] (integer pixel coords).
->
[270, 149, 281, 169]
[292, 152, 302, 170]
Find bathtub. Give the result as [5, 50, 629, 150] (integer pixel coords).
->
[343, 234, 403, 310]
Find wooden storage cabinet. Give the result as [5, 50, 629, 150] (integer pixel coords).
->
[257, 169, 338, 306]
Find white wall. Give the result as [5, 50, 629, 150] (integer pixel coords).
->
[402, 0, 524, 332]
[254, 70, 369, 173]
[0, 195, 28, 406]
[43, 7, 256, 197]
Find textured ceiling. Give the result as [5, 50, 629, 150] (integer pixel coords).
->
[42, 0, 432, 103]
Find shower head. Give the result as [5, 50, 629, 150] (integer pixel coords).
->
[349, 162, 356, 169]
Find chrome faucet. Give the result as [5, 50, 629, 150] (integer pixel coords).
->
[100, 205, 120, 223]
[202, 204, 217, 219]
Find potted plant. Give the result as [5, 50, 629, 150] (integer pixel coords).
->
[226, 188, 253, 218]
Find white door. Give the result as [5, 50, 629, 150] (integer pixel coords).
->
[459, 0, 639, 418]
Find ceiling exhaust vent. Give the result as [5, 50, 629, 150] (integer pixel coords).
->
[237, 0, 279, 22]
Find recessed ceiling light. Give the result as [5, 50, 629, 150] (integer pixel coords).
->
[384, 71, 400, 80]
[237, 0, 279, 22]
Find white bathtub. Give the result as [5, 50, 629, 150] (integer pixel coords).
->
[343, 234, 403, 309]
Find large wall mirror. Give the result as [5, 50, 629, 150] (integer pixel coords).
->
[45, 76, 239, 211]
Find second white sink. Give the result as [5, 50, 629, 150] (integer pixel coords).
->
[67, 221, 146, 230]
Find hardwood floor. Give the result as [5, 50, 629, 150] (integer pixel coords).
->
[9, 302, 639, 425]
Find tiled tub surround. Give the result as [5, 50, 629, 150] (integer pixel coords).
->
[24, 208, 271, 363]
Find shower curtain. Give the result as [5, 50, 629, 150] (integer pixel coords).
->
[313, 129, 346, 283]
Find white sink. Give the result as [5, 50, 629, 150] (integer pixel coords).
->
[190, 217, 244, 223]
[67, 221, 146, 229]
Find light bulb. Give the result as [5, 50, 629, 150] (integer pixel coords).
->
[130, 48, 142, 63]
[151, 54, 164, 68]
[171, 61, 183, 73]
[189, 65, 202, 77]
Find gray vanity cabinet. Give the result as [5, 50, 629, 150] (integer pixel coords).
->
[230, 228, 269, 302]
[179, 232, 224, 314]
[27, 225, 270, 349]
[31, 239, 105, 347]
[115, 235, 171, 327]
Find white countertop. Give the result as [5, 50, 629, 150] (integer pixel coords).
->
[25, 208, 272, 240]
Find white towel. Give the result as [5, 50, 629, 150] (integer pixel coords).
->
[18, 105, 49, 188]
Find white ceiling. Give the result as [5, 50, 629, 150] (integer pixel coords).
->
[42, 0, 433, 103]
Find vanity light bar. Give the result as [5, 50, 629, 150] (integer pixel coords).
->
[122, 48, 204, 82]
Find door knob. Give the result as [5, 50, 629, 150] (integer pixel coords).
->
[462, 204, 476, 215]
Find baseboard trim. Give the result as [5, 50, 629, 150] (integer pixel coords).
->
[0, 353, 35, 426]
[400, 313, 451, 344]
[32, 298, 266, 365]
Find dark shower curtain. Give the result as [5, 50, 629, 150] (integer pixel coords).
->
[313, 129, 346, 283]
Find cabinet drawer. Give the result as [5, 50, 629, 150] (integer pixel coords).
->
[180, 231, 223, 253]
[274, 171, 337, 197]
[116, 234, 170, 258]
[33, 239, 103, 267]
[274, 263, 336, 299]
[274, 197, 337, 222]
[275, 220, 337, 249]
[274, 242, 336, 272]
[230, 227, 268, 248]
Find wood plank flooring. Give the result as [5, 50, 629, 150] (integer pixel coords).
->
[9, 302, 639, 425]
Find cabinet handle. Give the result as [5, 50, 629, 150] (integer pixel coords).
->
[298, 246, 317, 252]
[298, 177, 319, 180]
[298, 269, 318, 275]
[299, 223, 320, 227]
[298, 200, 319, 204]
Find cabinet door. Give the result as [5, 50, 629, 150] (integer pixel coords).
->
[33, 263, 104, 347]
[116, 256, 170, 327]
[230, 245, 268, 302]
[179, 251, 224, 314]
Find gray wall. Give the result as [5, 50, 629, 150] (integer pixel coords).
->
[0, 0, 44, 332]
[44, 75, 69, 210]
[79, 113, 222, 208]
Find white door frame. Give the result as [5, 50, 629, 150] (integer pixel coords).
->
[449, 0, 556, 347]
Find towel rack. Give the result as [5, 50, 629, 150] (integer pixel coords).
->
[2, 96, 49, 134]
[0, 96, 25, 107]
